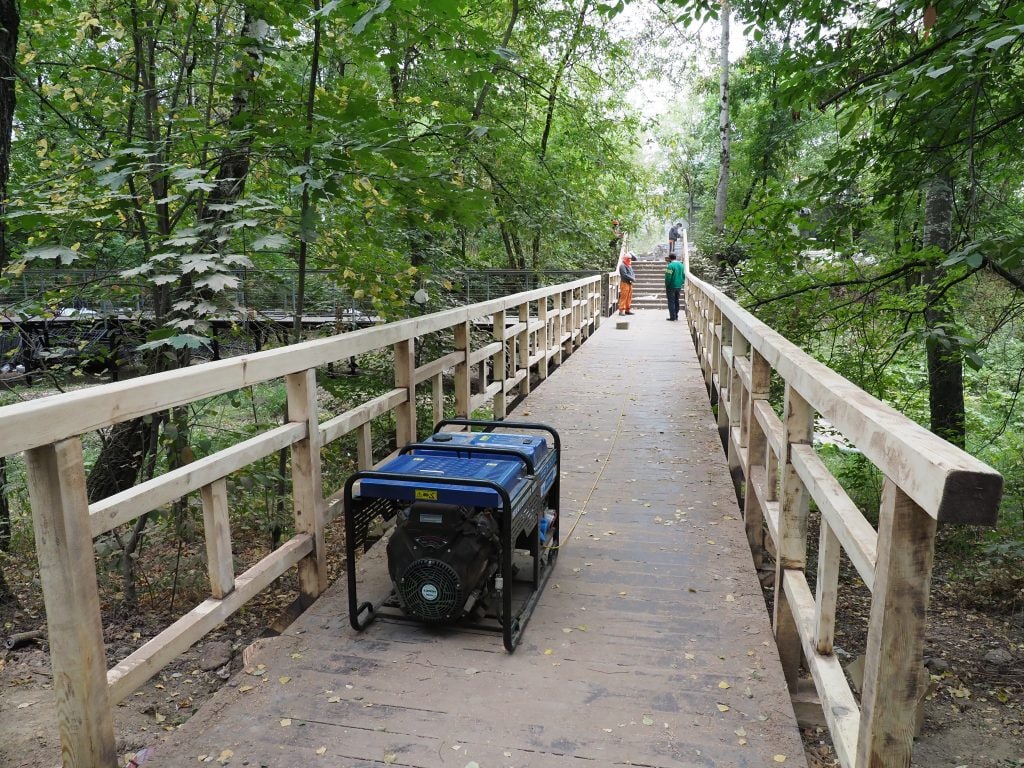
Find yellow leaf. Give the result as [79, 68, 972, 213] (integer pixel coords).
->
[280, 718, 291, 727]
[718, 681, 731, 689]
[217, 749, 234, 764]
[544, 649, 553, 656]
[238, 685, 254, 693]
[327, 696, 341, 703]
[717, 704, 730, 712]
[315, 746, 327, 756]
[774, 756, 786, 763]
[279, 676, 291, 684]
[154, 712, 166, 723]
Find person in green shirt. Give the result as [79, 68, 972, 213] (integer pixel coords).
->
[664, 253, 685, 321]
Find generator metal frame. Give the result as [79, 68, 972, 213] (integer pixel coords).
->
[343, 419, 560, 652]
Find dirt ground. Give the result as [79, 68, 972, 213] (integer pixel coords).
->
[1, 521, 1021, 768]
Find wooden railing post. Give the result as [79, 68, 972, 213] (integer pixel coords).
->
[538, 299, 551, 380]
[455, 320, 472, 417]
[553, 292, 564, 366]
[856, 478, 937, 768]
[518, 302, 531, 397]
[431, 372, 445, 427]
[25, 438, 117, 768]
[774, 384, 814, 691]
[717, 314, 733, 449]
[286, 369, 327, 602]
[200, 477, 235, 599]
[492, 309, 507, 419]
[393, 338, 417, 444]
[743, 349, 771, 567]
[356, 422, 373, 470]
[727, 324, 748, 495]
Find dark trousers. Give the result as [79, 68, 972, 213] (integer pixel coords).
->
[666, 288, 681, 320]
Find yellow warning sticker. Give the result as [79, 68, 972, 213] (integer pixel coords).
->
[415, 489, 438, 501]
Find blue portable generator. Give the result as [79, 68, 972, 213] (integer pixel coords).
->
[343, 419, 560, 651]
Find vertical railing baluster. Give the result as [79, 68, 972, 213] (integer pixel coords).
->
[814, 518, 840, 654]
[431, 372, 444, 428]
[492, 309, 507, 419]
[518, 302, 531, 397]
[393, 339, 416, 444]
[743, 349, 771, 567]
[356, 422, 373, 470]
[774, 384, 814, 691]
[286, 369, 327, 602]
[538, 298, 550, 380]
[455, 321, 472, 418]
[200, 478, 235, 599]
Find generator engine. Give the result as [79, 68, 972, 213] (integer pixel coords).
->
[343, 419, 560, 652]
[386, 502, 499, 623]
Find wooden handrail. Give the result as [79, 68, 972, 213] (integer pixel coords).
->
[686, 273, 1001, 524]
[684, 271, 1003, 768]
[0, 275, 605, 768]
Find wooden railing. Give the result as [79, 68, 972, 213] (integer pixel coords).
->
[684, 273, 1002, 768]
[0, 275, 608, 768]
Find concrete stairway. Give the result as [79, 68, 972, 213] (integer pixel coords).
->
[626, 258, 667, 312]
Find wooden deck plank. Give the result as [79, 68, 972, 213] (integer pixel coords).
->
[147, 312, 808, 768]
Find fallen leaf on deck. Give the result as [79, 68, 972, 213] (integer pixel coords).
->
[238, 685, 253, 693]
[642, 715, 654, 726]
[217, 749, 233, 764]
[278, 676, 291, 684]
[774, 756, 786, 762]
[717, 704, 730, 712]
[718, 681, 731, 689]
[316, 746, 327, 756]
[280, 718, 291, 727]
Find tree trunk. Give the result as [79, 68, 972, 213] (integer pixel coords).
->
[531, 0, 591, 270]
[713, 0, 730, 239]
[293, 0, 323, 344]
[922, 171, 965, 448]
[0, 0, 18, 274]
[0, 456, 10, 552]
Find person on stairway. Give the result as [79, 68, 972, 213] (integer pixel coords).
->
[665, 253, 685, 321]
[618, 251, 636, 315]
[668, 223, 681, 256]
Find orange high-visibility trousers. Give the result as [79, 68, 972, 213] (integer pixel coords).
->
[619, 281, 633, 313]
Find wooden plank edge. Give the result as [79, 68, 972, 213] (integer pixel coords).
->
[686, 275, 1002, 524]
[791, 444, 877, 591]
[106, 534, 313, 704]
[784, 569, 860, 768]
[90, 422, 307, 538]
[753, 400, 784, 459]
[468, 341, 502, 366]
[320, 389, 406, 446]
[412, 351, 463, 385]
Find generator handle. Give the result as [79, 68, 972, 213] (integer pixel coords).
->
[433, 418, 561, 455]
[398, 442, 535, 475]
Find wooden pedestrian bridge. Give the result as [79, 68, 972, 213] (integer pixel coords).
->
[0, 268, 1002, 768]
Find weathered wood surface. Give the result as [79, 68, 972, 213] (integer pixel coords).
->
[685, 274, 1002, 524]
[147, 313, 807, 767]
